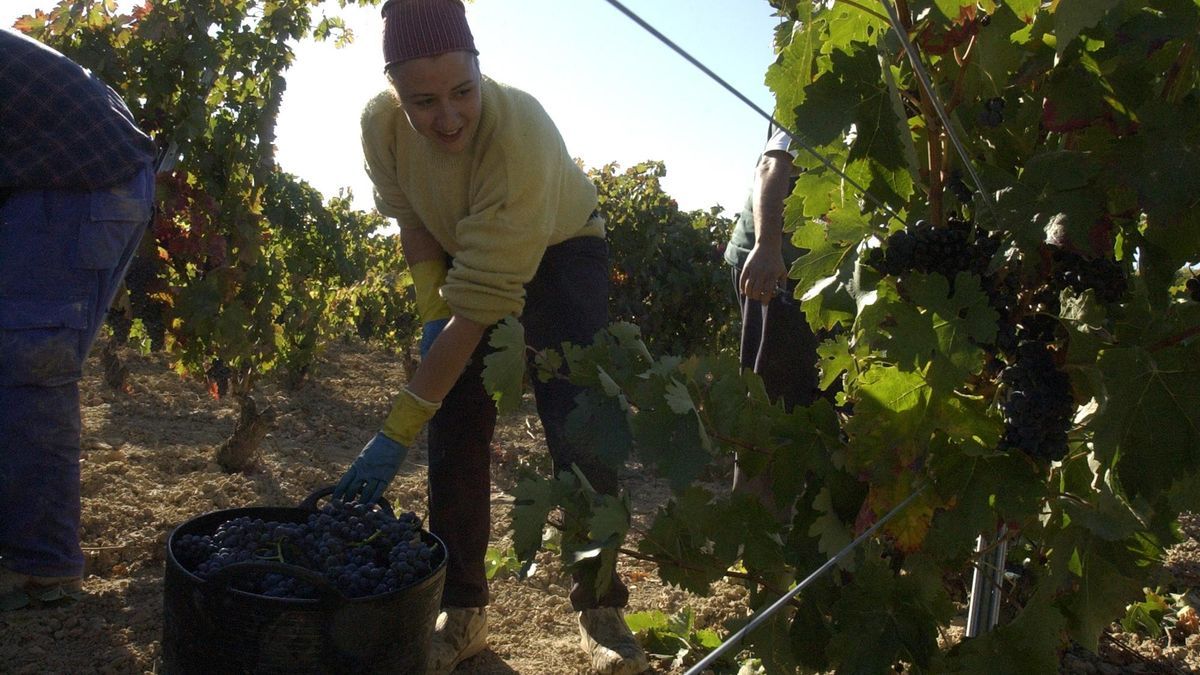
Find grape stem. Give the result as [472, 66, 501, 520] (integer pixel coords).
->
[1151, 324, 1200, 352]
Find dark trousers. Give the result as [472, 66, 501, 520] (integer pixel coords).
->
[730, 267, 821, 510]
[428, 235, 628, 611]
[0, 164, 154, 577]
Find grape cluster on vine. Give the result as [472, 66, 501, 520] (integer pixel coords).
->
[864, 217, 1000, 280]
[173, 500, 440, 599]
[863, 218, 1091, 464]
[1051, 248, 1128, 304]
[979, 97, 1005, 127]
[997, 340, 1073, 462]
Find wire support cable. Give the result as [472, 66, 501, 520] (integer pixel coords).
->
[600, 0, 904, 225]
[684, 483, 928, 674]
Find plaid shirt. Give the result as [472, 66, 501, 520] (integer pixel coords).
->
[0, 28, 156, 193]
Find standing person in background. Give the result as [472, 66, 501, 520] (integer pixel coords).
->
[332, 1, 648, 673]
[0, 27, 157, 611]
[723, 127, 823, 513]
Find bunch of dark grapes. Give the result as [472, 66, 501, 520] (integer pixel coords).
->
[173, 500, 440, 599]
[1185, 277, 1199, 302]
[1050, 248, 1127, 304]
[979, 97, 1005, 127]
[865, 217, 1000, 280]
[206, 358, 233, 398]
[945, 171, 974, 203]
[997, 340, 1073, 462]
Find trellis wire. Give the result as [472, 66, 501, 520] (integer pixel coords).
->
[683, 484, 928, 675]
[599, 0, 905, 225]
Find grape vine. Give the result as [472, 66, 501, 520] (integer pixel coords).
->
[486, 1, 1200, 672]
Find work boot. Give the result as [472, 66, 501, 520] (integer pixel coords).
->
[426, 606, 487, 674]
[0, 567, 83, 611]
[578, 607, 650, 675]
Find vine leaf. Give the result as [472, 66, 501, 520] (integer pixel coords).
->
[509, 473, 569, 570]
[482, 317, 526, 415]
[805, 44, 913, 199]
[1054, 0, 1123, 59]
[565, 389, 634, 469]
[630, 393, 712, 492]
[826, 555, 947, 673]
[863, 483, 935, 553]
[1003, 0, 1042, 23]
[1092, 345, 1200, 501]
[950, 590, 1067, 672]
[808, 487, 854, 565]
[637, 488, 727, 594]
[1060, 545, 1141, 651]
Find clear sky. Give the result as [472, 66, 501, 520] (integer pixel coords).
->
[3, 1, 784, 217]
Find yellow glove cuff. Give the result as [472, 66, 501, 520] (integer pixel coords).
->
[380, 387, 441, 446]
[411, 259, 452, 323]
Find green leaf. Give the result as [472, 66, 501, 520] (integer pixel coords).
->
[630, 399, 712, 492]
[792, 44, 914, 207]
[482, 317, 527, 415]
[907, 272, 996, 380]
[637, 488, 728, 593]
[587, 493, 631, 550]
[827, 554, 948, 673]
[565, 389, 634, 469]
[948, 589, 1067, 673]
[859, 280, 938, 371]
[808, 486, 854, 564]
[925, 451, 1043, 562]
[1055, 0, 1123, 60]
[1120, 589, 1170, 639]
[932, 0, 975, 21]
[1059, 548, 1141, 650]
[509, 474, 569, 565]
[624, 610, 669, 634]
[1092, 345, 1200, 501]
[817, 334, 854, 393]
[1004, 0, 1041, 23]
[766, 12, 817, 126]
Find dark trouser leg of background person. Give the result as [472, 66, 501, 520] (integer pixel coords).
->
[524, 234, 646, 675]
[0, 164, 154, 609]
[521, 236, 629, 611]
[730, 267, 820, 519]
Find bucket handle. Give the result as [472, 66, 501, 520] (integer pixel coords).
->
[206, 560, 344, 604]
[299, 485, 396, 518]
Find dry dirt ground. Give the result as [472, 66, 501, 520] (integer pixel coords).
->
[0, 335, 1196, 674]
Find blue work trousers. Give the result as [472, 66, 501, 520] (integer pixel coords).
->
[0, 163, 153, 578]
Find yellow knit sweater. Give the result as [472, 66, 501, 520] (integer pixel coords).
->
[361, 77, 603, 325]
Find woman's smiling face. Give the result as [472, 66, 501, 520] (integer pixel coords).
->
[390, 50, 482, 153]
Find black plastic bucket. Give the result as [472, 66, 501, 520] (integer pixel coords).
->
[161, 489, 446, 674]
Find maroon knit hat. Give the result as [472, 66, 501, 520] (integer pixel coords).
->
[381, 0, 478, 68]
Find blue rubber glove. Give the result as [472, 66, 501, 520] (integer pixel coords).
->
[419, 317, 449, 358]
[333, 432, 409, 504]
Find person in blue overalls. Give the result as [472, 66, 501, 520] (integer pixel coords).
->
[0, 27, 157, 611]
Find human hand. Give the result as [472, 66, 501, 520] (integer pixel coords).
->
[740, 245, 788, 304]
[419, 317, 449, 358]
[333, 432, 409, 504]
